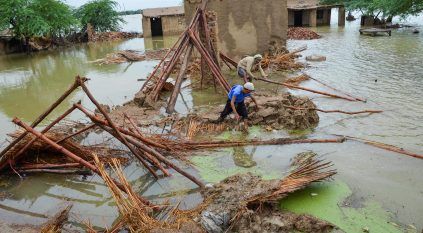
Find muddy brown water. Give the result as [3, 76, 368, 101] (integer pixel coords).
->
[0, 12, 422, 232]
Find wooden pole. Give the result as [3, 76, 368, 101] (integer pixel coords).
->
[12, 117, 154, 207]
[189, 30, 230, 92]
[123, 114, 169, 150]
[77, 79, 159, 175]
[55, 124, 96, 144]
[282, 105, 383, 115]
[166, 44, 194, 114]
[0, 76, 85, 164]
[73, 104, 160, 178]
[307, 76, 366, 102]
[255, 77, 358, 101]
[2, 105, 79, 171]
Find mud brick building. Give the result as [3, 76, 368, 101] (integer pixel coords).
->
[184, 0, 288, 59]
[142, 6, 186, 37]
[287, 0, 345, 27]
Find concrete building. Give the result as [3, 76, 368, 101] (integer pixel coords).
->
[141, 6, 186, 37]
[184, 0, 288, 59]
[287, 0, 345, 27]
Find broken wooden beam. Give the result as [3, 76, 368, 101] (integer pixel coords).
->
[0, 76, 86, 167]
[166, 44, 194, 114]
[256, 77, 358, 101]
[12, 117, 154, 207]
[282, 105, 383, 115]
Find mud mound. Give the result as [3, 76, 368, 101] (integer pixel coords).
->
[233, 206, 334, 233]
[288, 27, 321, 40]
[199, 151, 336, 233]
[196, 93, 319, 131]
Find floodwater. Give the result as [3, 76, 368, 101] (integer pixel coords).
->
[0, 11, 422, 232]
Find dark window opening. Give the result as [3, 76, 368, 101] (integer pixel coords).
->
[294, 10, 303, 26]
[317, 10, 324, 20]
[150, 17, 163, 37]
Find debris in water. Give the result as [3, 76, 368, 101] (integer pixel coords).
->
[288, 27, 321, 40]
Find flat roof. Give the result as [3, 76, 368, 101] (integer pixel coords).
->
[142, 6, 184, 18]
[287, 0, 342, 9]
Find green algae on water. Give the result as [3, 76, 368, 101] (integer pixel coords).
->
[191, 152, 280, 183]
[280, 181, 403, 233]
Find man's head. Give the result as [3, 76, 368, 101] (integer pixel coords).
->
[243, 82, 255, 94]
[253, 54, 263, 63]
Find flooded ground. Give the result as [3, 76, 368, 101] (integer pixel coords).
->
[0, 11, 422, 232]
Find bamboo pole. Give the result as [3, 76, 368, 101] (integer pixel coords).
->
[219, 52, 238, 68]
[17, 163, 83, 170]
[120, 131, 205, 188]
[166, 44, 194, 114]
[339, 135, 423, 160]
[77, 79, 160, 177]
[282, 105, 383, 115]
[55, 124, 96, 144]
[12, 118, 154, 207]
[0, 76, 86, 166]
[73, 104, 160, 178]
[123, 114, 169, 150]
[152, 35, 190, 101]
[255, 77, 358, 101]
[307, 76, 366, 102]
[74, 105, 202, 186]
[182, 137, 346, 149]
[2, 105, 79, 171]
[188, 30, 230, 92]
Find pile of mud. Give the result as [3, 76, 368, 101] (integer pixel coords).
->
[200, 172, 334, 233]
[196, 93, 319, 130]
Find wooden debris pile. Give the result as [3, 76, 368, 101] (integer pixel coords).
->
[288, 27, 321, 40]
[139, 0, 230, 114]
[0, 76, 205, 204]
[90, 49, 170, 65]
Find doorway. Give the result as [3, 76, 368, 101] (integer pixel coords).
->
[150, 17, 163, 37]
[294, 10, 303, 26]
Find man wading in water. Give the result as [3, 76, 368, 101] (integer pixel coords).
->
[215, 82, 259, 128]
[237, 54, 268, 83]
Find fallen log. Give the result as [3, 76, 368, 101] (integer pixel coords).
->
[256, 77, 358, 101]
[283, 105, 383, 115]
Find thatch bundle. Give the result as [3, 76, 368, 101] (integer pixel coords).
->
[93, 155, 206, 233]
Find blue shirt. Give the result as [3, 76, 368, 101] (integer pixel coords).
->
[228, 85, 251, 103]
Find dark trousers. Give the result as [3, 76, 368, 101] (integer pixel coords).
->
[220, 99, 248, 120]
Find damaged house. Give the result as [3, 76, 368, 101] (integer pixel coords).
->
[288, 0, 345, 27]
[184, 0, 288, 59]
[141, 6, 186, 37]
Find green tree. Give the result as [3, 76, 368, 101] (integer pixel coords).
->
[321, 0, 423, 20]
[75, 0, 125, 32]
[0, 0, 77, 40]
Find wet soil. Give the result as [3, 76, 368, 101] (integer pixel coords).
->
[199, 172, 335, 233]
